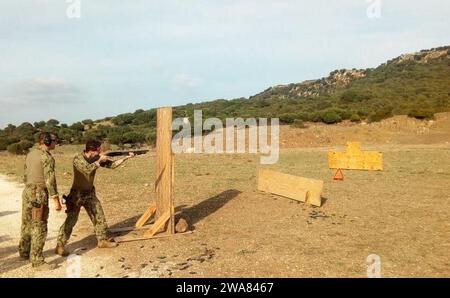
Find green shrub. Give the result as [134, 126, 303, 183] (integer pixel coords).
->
[107, 132, 123, 145]
[0, 136, 18, 150]
[336, 109, 352, 120]
[132, 110, 156, 125]
[291, 119, 307, 129]
[46, 119, 59, 127]
[350, 113, 361, 122]
[340, 90, 371, 102]
[7, 143, 22, 154]
[368, 113, 385, 122]
[122, 131, 146, 144]
[279, 113, 297, 124]
[145, 130, 157, 145]
[70, 122, 85, 131]
[408, 108, 435, 120]
[33, 121, 46, 129]
[82, 119, 94, 125]
[310, 112, 322, 122]
[321, 111, 342, 124]
[112, 113, 135, 126]
[7, 140, 34, 155]
[83, 129, 108, 142]
[0, 139, 8, 150]
[368, 106, 393, 122]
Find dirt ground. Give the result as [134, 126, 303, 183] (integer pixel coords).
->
[0, 115, 449, 277]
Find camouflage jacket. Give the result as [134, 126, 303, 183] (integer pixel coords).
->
[71, 152, 121, 191]
[23, 147, 58, 198]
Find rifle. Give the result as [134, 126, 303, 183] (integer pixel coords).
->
[103, 149, 150, 157]
[88, 149, 150, 164]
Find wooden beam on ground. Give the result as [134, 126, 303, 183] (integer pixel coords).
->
[258, 169, 323, 207]
[155, 107, 174, 235]
[109, 224, 153, 234]
[134, 204, 156, 228]
[114, 231, 194, 243]
[143, 209, 171, 238]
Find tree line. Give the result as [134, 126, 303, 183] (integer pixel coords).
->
[1, 46, 449, 154]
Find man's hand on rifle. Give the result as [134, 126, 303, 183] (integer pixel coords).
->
[119, 152, 135, 163]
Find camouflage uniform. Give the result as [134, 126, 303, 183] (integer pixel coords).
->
[57, 153, 120, 246]
[19, 147, 58, 266]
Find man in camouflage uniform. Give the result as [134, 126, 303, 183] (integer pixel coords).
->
[19, 132, 61, 271]
[55, 139, 134, 255]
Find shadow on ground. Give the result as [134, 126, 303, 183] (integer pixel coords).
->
[108, 189, 242, 240]
[179, 189, 242, 229]
[0, 235, 12, 244]
[0, 211, 19, 217]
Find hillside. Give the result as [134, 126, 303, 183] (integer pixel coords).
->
[1, 45, 450, 152]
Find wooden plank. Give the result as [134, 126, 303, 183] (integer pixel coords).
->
[135, 204, 156, 228]
[143, 209, 171, 238]
[258, 169, 323, 207]
[155, 107, 174, 235]
[109, 224, 153, 233]
[114, 231, 194, 243]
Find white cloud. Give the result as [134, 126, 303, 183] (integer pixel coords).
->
[0, 78, 84, 105]
[173, 73, 202, 89]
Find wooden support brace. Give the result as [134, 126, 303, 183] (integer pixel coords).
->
[135, 204, 156, 229]
[143, 209, 171, 238]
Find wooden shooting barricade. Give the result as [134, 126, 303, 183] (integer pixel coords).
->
[112, 107, 192, 243]
[328, 142, 383, 182]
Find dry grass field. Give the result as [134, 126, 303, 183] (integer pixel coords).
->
[1, 131, 449, 277]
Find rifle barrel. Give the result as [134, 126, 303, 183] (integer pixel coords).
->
[105, 149, 150, 157]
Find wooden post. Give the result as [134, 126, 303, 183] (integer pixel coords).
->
[155, 107, 174, 234]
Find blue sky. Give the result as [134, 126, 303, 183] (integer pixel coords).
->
[1, 0, 449, 127]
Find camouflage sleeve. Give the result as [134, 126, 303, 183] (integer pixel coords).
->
[42, 152, 58, 197]
[73, 154, 100, 176]
[98, 157, 126, 169]
[101, 159, 122, 169]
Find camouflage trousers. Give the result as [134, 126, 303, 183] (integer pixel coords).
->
[57, 189, 108, 246]
[19, 184, 49, 266]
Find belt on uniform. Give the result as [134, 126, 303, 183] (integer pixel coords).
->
[70, 187, 95, 195]
[26, 183, 48, 203]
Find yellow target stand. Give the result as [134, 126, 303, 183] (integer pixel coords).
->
[328, 142, 383, 177]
